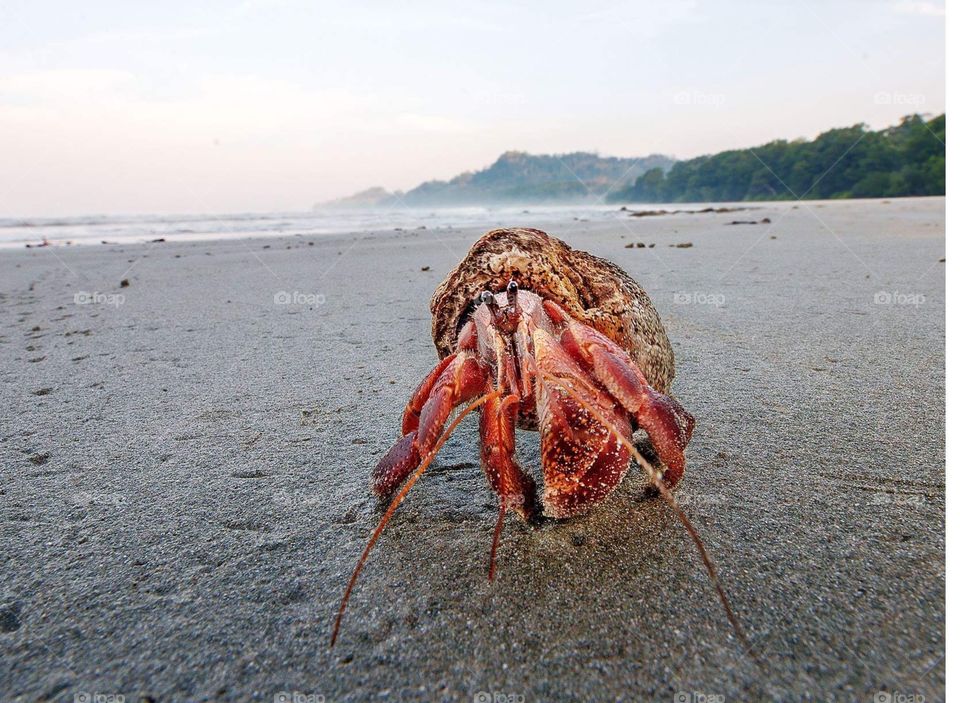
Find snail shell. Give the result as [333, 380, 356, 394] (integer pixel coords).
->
[430, 227, 676, 394]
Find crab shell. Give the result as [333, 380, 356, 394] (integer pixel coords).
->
[430, 227, 676, 397]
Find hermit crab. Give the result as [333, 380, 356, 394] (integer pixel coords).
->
[332, 228, 747, 649]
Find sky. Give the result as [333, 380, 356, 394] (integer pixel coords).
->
[0, 0, 945, 216]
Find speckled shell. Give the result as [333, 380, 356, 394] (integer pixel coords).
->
[430, 227, 676, 394]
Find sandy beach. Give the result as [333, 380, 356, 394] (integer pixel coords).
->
[0, 197, 945, 701]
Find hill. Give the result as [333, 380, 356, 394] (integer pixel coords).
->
[607, 114, 945, 203]
[320, 151, 673, 208]
[315, 187, 402, 210]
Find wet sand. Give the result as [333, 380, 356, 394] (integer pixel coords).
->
[0, 197, 945, 701]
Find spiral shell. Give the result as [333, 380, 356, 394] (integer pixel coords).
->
[430, 227, 676, 394]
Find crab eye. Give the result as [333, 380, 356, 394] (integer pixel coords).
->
[480, 290, 494, 305]
[507, 280, 519, 294]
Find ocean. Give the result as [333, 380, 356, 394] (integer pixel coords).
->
[0, 204, 631, 249]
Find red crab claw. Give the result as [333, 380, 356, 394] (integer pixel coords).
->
[543, 300, 695, 489]
[373, 323, 489, 498]
[531, 327, 634, 518]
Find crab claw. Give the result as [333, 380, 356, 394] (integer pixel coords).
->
[543, 300, 695, 488]
[531, 327, 634, 518]
[372, 431, 420, 497]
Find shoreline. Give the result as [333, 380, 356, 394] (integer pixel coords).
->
[0, 195, 944, 250]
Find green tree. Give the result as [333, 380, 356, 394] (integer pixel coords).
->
[608, 114, 945, 203]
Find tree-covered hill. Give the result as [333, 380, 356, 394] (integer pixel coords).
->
[320, 151, 673, 208]
[607, 114, 945, 203]
[401, 151, 673, 205]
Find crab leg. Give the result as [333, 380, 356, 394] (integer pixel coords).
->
[543, 300, 695, 488]
[478, 390, 537, 579]
[334, 391, 499, 646]
[373, 324, 490, 498]
[478, 391, 538, 522]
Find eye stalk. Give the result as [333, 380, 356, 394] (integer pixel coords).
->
[478, 285, 520, 336]
[506, 280, 519, 308]
[480, 289, 504, 322]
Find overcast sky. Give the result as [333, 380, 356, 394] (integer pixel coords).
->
[0, 0, 945, 216]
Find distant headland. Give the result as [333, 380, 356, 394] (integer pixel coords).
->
[318, 113, 944, 209]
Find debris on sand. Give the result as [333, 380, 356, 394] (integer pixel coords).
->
[675, 242, 694, 248]
[727, 218, 771, 225]
[150, 238, 166, 243]
[120, 279, 130, 288]
[421, 265, 431, 271]
[28, 451, 50, 466]
[622, 206, 755, 218]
